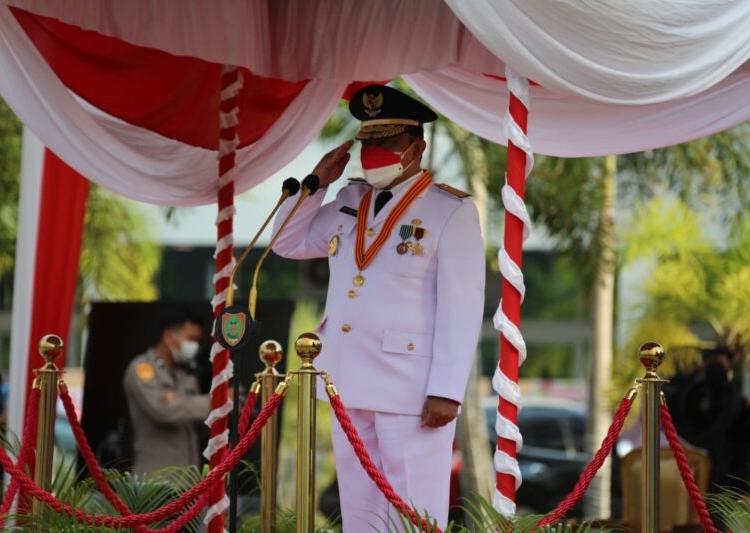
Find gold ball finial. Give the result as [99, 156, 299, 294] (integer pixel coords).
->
[638, 341, 665, 373]
[259, 340, 283, 369]
[38, 334, 64, 363]
[295, 332, 322, 366]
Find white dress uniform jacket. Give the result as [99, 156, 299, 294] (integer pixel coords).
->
[272, 173, 485, 414]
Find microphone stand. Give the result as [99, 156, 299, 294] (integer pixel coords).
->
[230, 174, 318, 531]
[248, 174, 320, 319]
[216, 178, 299, 533]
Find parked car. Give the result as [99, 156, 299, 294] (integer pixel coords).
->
[484, 396, 591, 517]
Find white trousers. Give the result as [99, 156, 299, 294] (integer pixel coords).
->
[331, 408, 456, 532]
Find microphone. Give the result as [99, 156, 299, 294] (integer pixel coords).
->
[216, 177, 299, 350]
[248, 174, 320, 319]
[225, 177, 299, 307]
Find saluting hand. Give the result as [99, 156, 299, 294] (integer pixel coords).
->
[311, 140, 354, 187]
[421, 396, 460, 428]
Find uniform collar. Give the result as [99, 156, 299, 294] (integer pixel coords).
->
[371, 170, 428, 223]
[378, 170, 425, 198]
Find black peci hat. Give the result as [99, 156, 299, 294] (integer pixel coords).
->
[349, 84, 438, 140]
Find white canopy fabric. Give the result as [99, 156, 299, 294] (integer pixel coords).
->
[447, 0, 750, 104]
[1, 0, 749, 205]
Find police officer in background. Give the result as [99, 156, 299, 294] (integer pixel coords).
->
[123, 308, 211, 475]
[272, 84, 485, 530]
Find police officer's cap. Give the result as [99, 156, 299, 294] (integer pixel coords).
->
[350, 84, 438, 140]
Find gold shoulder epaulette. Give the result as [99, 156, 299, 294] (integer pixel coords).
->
[435, 183, 471, 198]
[348, 177, 367, 183]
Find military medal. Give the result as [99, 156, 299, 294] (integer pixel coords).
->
[411, 226, 427, 256]
[354, 172, 433, 273]
[398, 224, 414, 255]
[353, 274, 365, 286]
[329, 235, 338, 256]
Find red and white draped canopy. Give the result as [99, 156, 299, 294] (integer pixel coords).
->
[1, 1, 750, 204]
[2, 0, 750, 525]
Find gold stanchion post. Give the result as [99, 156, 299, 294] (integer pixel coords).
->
[258, 340, 284, 533]
[291, 332, 322, 533]
[637, 341, 667, 533]
[32, 334, 64, 524]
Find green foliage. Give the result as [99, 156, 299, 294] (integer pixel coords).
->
[0, 98, 23, 285]
[6, 463, 207, 532]
[620, 196, 711, 264]
[78, 185, 161, 303]
[707, 483, 750, 532]
[524, 156, 609, 289]
[318, 99, 359, 142]
[239, 508, 339, 532]
[519, 253, 587, 320]
[615, 194, 750, 392]
[5, 438, 748, 533]
[619, 123, 750, 228]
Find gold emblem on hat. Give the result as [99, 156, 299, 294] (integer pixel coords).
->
[329, 235, 338, 256]
[363, 92, 383, 118]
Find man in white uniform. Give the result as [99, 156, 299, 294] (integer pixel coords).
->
[272, 84, 485, 530]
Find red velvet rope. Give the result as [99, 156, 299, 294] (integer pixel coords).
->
[537, 396, 634, 528]
[237, 388, 259, 436]
[60, 385, 211, 533]
[0, 391, 282, 528]
[660, 403, 717, 533]
[329, 394, 441, 532]
[58, 385, 145, 529]
[0, 387, 41, 527]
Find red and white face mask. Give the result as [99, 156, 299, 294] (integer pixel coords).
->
[360, 141, 417, 188]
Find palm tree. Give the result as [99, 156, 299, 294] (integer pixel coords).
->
[618, 196, 750, 382]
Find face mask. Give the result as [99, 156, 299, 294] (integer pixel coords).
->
[171, 338, 200, 366]
[360, 141, 417, 188]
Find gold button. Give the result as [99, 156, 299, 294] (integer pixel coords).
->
[341, 323, 351, 332]
[347, 290, 357, 298]
[407, 343, 415, 351]
[367, 228, 376, 237]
